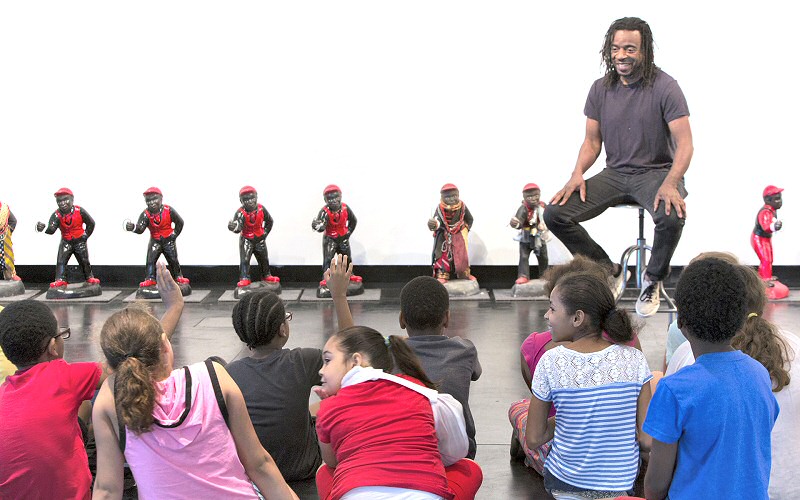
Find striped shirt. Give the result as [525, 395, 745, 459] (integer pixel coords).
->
[532, 344, 651, 491]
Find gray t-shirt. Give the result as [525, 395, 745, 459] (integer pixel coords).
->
[406, 335, 482, 459]
[584, 69, 690, 173]
[227, 347, 323, 482]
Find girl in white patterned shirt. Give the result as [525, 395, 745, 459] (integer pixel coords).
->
[525, 272, 653, 499]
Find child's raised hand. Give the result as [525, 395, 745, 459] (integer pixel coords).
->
[324, 254, 353, 298]
[157, 263, 183, 310]
[313, 386, 334, 400]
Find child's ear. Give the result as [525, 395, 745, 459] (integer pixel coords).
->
[441, 310, 450, 329]
[572, 310, 585, 328]
[398, 312, 407, 330]
[46, 338, 59, 358]
[278, 322, 289, 338]
[351, 352, 364, 367]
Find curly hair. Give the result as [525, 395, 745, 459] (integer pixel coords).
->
[541, 254, 609, 297]
[731, 265, 792, 392]
[553, 272, 635, 344]
[100, 307, 163, 435]
[333, 326, 437, 390]
[0, 300, 58, 366]
[400, 276, 449, 331]
[231, 290, 285, 349]
[675, 258, 746, 343]
[601, 17, 658, 88]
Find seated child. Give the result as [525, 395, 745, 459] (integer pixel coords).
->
[661, 263, 798, 499]
[226, 290, 323, 482]
[315, 325, 482, 500]
[525, 272, 652, 498]
[508, 255, 642, 474]
[92, 265, 297, 499]
[0, 300, 102, 499]
[662, 251, 740, 370]
[400, 275, 482, 459]
[643, 258, 779, 499]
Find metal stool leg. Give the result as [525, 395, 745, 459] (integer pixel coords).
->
[617, 208, 677, 319]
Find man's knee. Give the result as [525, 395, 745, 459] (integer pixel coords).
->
[653, 210, 686, 232]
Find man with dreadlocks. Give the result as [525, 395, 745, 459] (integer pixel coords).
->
[545, 16, 693, 318]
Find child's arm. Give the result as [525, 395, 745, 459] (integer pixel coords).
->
[324, 254, 354, 330]
[637, 380, 654, 453]
[644, 439, 678, 500]
[319, 441, 338, 468]
[520, 352, 532, 390]
[525, 396, 555, 449]
[92, 380, 125, 499]
[213, 362, 299, 500]
[156, 262, 184, 339]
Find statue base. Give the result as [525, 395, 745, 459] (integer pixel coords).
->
[136, 282, 192, 300]
[442, 278, 480, 297]
[0, 280, 25, 298]
[511, 279, 547, 298]
[46, 282, 101, 299]
[766, 279, 790, 300]
[317, 281, 364, 299]
[235, 280, 282, 299]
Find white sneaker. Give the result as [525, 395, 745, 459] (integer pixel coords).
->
[610, 267, 631, 302]
[636, 276, 661, 317]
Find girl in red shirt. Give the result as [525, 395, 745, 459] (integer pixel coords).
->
[315, 326, 482, 500]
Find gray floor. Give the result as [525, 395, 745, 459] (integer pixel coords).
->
[7, 286, 799, 499]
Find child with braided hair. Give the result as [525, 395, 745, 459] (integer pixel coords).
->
[91, 264, 296, 500]
[226, 290, 324, 482]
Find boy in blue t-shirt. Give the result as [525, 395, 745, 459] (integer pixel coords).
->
[643, 258, 779, 499]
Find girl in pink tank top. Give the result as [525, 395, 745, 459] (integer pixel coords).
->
[91, 263, 298, 500]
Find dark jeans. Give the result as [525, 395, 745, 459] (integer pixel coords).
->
[543, 168, 687, 281]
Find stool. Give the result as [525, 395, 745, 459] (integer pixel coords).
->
[616, 205, 676, 317]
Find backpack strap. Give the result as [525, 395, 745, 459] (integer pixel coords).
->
[205, 358, 230, 429]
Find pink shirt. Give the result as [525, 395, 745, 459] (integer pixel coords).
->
[123, 362, 257, 499]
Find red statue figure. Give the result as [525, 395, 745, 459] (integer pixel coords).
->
[510, 183, 551, 285]
[751, 185, 788, 299]
[125, 187, 190, 295]
[0, 201, 20, 282]
[428, 183, 474, 283]
[311, 184, 362, 297]
[36, 188, 101, 295]
[228, 186, 280, 293]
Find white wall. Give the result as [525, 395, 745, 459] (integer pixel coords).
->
[1, 2, 796, 268]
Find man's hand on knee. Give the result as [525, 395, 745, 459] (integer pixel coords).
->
[654, 180, 686, 218]
[550, 172, 586, 205]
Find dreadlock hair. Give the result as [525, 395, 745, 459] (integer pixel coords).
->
[553, 272, 635, 344]
[601, 17, 658, 87]
[100, 306, 164, 435]
[332, 326, 437, 390]
[731, 265, 792, 392]
[541, 254, 609, 297]
[231, 290, 285, 349]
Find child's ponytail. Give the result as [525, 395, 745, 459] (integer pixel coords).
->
[600, 307, 635, 344]
[556, 272, 635, 343]
[334, 326, 437, 389]
[387, 335, 437, 390]
[100, 306, 164, 434]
